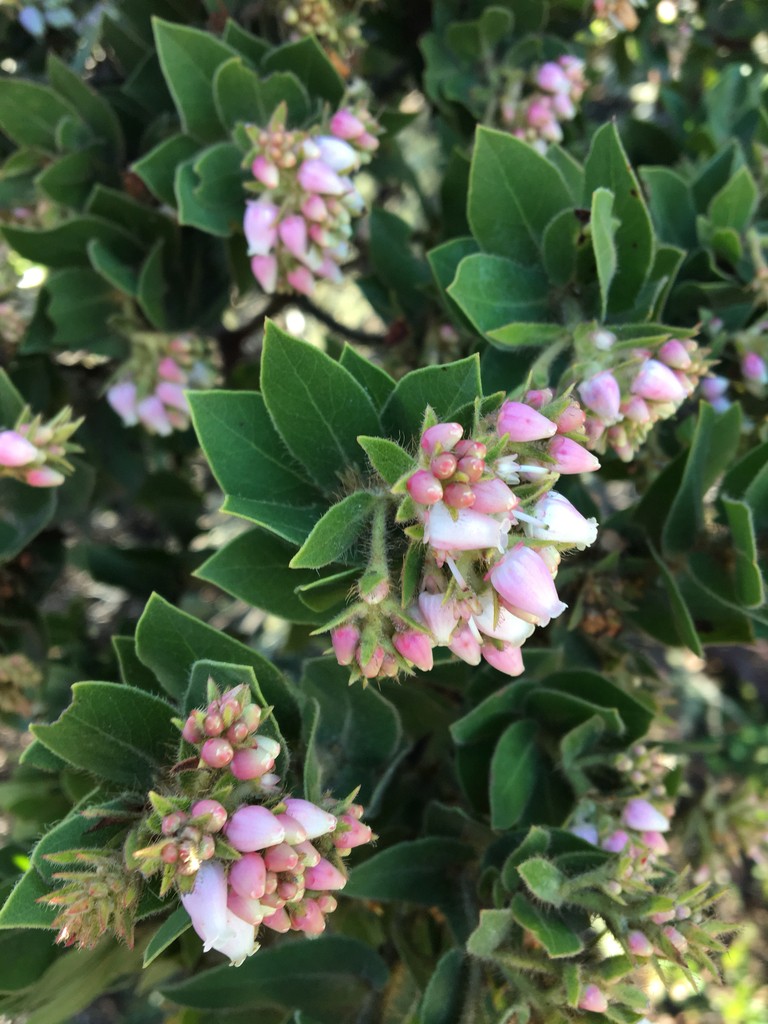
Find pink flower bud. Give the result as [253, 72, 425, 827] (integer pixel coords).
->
[157, 357, 185, 383]
[658, 339, 692, 369]
[358, 645, 385, 678]
[631, 359, 687, 402]
[297, 159, 346, 195]
[497, 401, 557, 442]
[601, 829, 629, 852]
[180, 860, 228, 953]
[430, 452, 458, 479]
[424, 502, 508, 553]
[570, 823, 599, 845]
[283, 799, 337, 840]
[651, 909, 675, 924]
[551, 92, 575, 119]
[546, 436, 600, 474]
[481, 642, 524, 677]
[525, 491, 598, 550]
[331, 625, 360, 666]
[334, 814, 373, 851]
[457, 456, 484, 482]
[155, 381, 188, 413]
[230, 746, 274, 780]
[203, 711, 223, 736]
[227, 890, 265, 926]
[417, 591, 460, 643]
[663, 925, 688, 952]
[225, 805, 285, 852]
[742, 351, 767, 384]
[264, 842, 299, 873]
[304, 857, 347, 891]
[286, 265, 316, 296]
[182, 714, 203, 744]
[273, 813, 307, 845]
[393, 630, 434, 672]
[420, 422, 463, 454]
[526, 96, 555, 129]
[0, 429, 38, 468]
[443, 482, 475, 509]
[314, 136, 358, 173]
[578, 985, 607, 1013]
[301, 194, 328, 222]
[227, 721, 249, 745]
[106, 381, 139, 426]
[447, 624, 483, 665]
[201, 737, 234, 769]
[489, 544, 568, 626]
[471, 478, 518, 513]
[136, 395, 173, 436]
[628, 930, 653, 956]
[555, 401, 586, 434]
[407, 469, 443, 505]
[262, 907, 291, 932]
[579, 371, 621, 424]
[252, 155, 279, 189]
[291, 898, 326, 935]
[621, 396, 651, 423]
[622, 798, 670, 833]
[454, 439, 487, 459]
[251, 254, 278, 294]
[536, 61, 570, 93]
[228, 852, 267, 900]
[244, 200, 279, 256]
[315, 894, 337, 914]
[278, 215, 308, 259]
[294, 840, 322, 867]
[330, 109, 365, 140]
[191, 800, 228, 832]
[356, 131, 379, 152]
[24, 466, 65, 487]
[641, 830, 669, 854]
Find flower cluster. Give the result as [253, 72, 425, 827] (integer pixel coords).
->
[576, 331, 709, 461]
[130, 681, 373, 963]
[0, 404, 82, 487]
[243, 102, 379, 297]
[500, 57, 587, 153]
[330, 392, 600, 682]
[279, 0, 364, 58]
[0, 652, 42, 714]
[700, 317, 768, 414]
[106, 332, 219, 436]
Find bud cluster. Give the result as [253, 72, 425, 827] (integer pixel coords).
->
[500, 56, 587, 153]
[107, 332, 219, 436]
[576, 331, 709, 461]
[700, 317, 768, 414]
[329, 391, 600, 682]
[0, 404, 82, 487]
[279, 0, 364, 58]
[244, 102, 379, 297]
[128, 680, 374, 964]
[0, 652, 42, 714]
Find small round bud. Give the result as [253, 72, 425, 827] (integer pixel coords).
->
[200, 737, 234, 769]
[182, 715, 203, 744]
[203, 712, 224, 736]
[191, 799, 228, 832]
[443, 482, 475, 509]
[161, 842, 179, 864]
[457, 456, 484, 482]
[226, 721, 250, 745]
[430, 452, 458, 479]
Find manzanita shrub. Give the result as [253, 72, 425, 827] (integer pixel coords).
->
[0, 1, 766, 1022]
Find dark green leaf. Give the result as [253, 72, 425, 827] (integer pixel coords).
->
[647, 542, 703, 657]
[0, 79, 77, 150]
[87, 239, 139, 296]
[261, 36, 344, 105]
[489, 720, 539, 830]
[2, 218, 141, 268]
[487, 323, 566, 348]
[175, 143, 245, 237]
[47, 53, 124, 159]
[339, 345, 396, 411]
[419, 948, 469, 1024]
[0, 870, 55, 929]
[143, 907, 190, 967]
[132, 133, 200, 207]
[641, 166, 697, 248]
[510, 894, 583, 957]
[290, 492, 378, 569]
[708, 165, 758, 233]
[381, 355, 482, 440]
[357, 436, 413, 486]
[722, 497, 765, 608]
[36, 148, 99, 209]
[213, 58, 309, 130]
[0, 478, 56, 564]
[447, 253, 550, 337]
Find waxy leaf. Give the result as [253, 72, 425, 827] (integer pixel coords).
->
[381, 355, 483, 439]
[448, 253, 550, 336]
[339, 345, 396, 411]
[490, 719, 540, 830]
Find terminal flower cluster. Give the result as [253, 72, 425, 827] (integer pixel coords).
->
[0, 404, 82, 487]
[330, 392, 600, 682]
[243, 102, 379, 297]
[576, 331, 709, 461]
[499, 56, 587, 152]
[129, 681, 373, 963]
[106, 332, 220, 436]
[278, 0, 365, 58]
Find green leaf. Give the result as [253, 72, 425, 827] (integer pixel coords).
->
[2, 218, 141, 268]
[0, 870, 55, 930]
[542, 207, 582, 286]
[175, 143, 245, 237]
[160, 936, 388, 1018]
[132, 133, 199, 206]
[134, 594, 299, 739]
[339, 345, 396, 411]
[213, 58, 309, 131]
[136, 240, 168, 329]
[112, 635, 164, 694]
[534, 671, 653, 742]
[468, 127, 572, 262]
[0, 478, 56, 564]
[143, 907, 190, 967]
[345, 838, 474, 937]
[487, 323, 566, 348]
[357, 436, 413, 486]
[196, 526, 326, 623]
[640, 166, 697, 248]
[261, 36, 344, 106]
[299, 658, 403, 807]
[87, 239, 139, 296]
[0, 79, 77, 150]
[591, 187, 617, 321]
[510, 894, 583, 957]
[583, 123, 654, 314]
[722, 497, 765, 609]
[647, 541, 703, 657]
[47, 53, 124, 159]
[260, 323, 380, 492]
[31, 682, 177, 789]
[662, 402, 742, 555]
[36, 148, 99, 209]
[221, 19, 271, 65]
[489, 720, 539, 830]
[427, 236, 479, 328]
[517, 857, 565, 907]
[708, 165, 758, 233]
[419, 948, 470, 1024]
[290, 492, 379, 569]
[368, 209, 431, 321]
[447, 253, 550, 337]
[40, 268, 123, 352]
[0, 369, 24, 422]
[153, 18, 236, 143]
[189, 389, 325, 545]
[381, 356, 482, 440]
[546, 144, 584, 204]
[466, 908, 512, 958]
